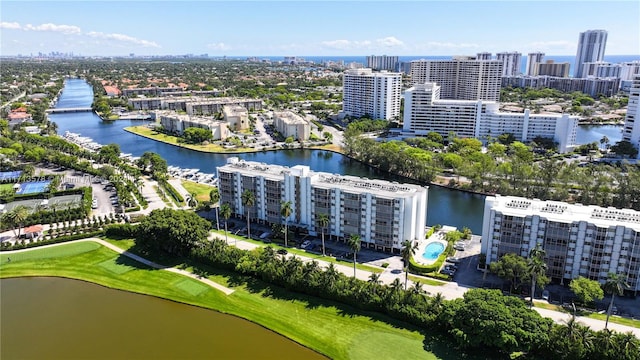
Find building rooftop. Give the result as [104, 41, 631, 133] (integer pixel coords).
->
[489, 195, 640, 231]
[273, 111, 307, 124]
[219, 158, 426, 197]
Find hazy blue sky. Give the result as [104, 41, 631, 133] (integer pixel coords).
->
[1, 1, 639, 56]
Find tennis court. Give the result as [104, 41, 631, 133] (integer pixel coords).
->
[15, 181, 52, 195]
[3, 195, 82, 213]
[0, 171, 22, 182]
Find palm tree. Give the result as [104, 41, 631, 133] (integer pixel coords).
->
[186, 192, 198, 207]
[280, 200, 292, 247]
[209, 188, 220, 230]
[603, 272, 629, 329]
[347, 234, 361, 278]
[411, 282, 424, 295]
[219, 203, 232, 245]
[316, 212, 329, 256]
[2, 205, 30, 238]
[401, 239, 418, 290]
[368, 273, 381, 286]
[241, 190, 255, 240]
[600, 135, 609, 151]
[527, 244, 547, 307]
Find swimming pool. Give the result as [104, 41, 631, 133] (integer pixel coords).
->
[421, 241, 445, 261]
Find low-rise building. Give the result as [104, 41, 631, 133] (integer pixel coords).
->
[217, 158, 428, 253]
[223, 105, 250, 131]
[481, 195, 640, 293]
[7, 111, 33, 128]
[273, 111, 310, 140]
[155, 111, 228, 140]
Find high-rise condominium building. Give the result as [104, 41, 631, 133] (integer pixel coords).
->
[217, 158, 428, 253]
[366, 55, 399, 71]
[342, 68, 402, 120]
[402, 83, 578, 153]
[526, 52, 545, 76]
[537, 60, 571, 78]
[409, 59, 503, 101]
[482, 195, 640, 292]
[496, 52, 522, 76]
[574, 30, 608, 78]
[476, 52, 492, 61]
[622, 75, 640, 158]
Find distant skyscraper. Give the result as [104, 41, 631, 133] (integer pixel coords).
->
[574, 30, 608, 78]
[366, 55, 399, 71]
[476, 52, 492, 60]
[537, 60, 571, 77]
[526, 52, 545, 76]
[342, 68, 402, 120]
[496, 52, 522, 76]
[622, 75, 640, 158]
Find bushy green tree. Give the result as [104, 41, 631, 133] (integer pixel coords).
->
[569, 276, 604, 305]
[136, 209, 210, 255]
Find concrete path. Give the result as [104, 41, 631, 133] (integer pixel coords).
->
[208, 232, 640, 337]
[1, 238, 234, 296]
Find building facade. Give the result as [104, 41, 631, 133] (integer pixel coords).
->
[481, 195, 640, 293]
[501, 75, 620, 97]
[342, 68, 402, 120]
[526, 52, 545, 76]
[409, 59, 503, 101]
[476, 52, 492, 61]
[217, 158, 428, 253]
[537, 60, 570, 78]
[366, 55, 399, 71]
[403, 83, 578, 153]
[574, 29, 608, 78]
[155, 111, 228, 140]
[223, 105, 250, 131]
[622, 76, 640, 158]
[496, 52, 522, 76]
[273, 111, 310, 140]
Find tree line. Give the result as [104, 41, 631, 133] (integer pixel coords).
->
[344, 127, 640, 210]
[112, 208, 640, 359]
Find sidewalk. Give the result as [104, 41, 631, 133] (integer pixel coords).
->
[1, 238, 234, 296]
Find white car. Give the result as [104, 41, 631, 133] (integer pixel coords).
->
[301, 240, 312, 249]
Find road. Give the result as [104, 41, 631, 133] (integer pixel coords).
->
[209, 231, 640, 337]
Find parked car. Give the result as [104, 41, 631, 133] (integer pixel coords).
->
[440, 268, 456, 276]
[542, 290, 550, 301]
[453, 244, 466, 251]
[446, 257, 461, 264]
[444, 264, 458, 271]
[277, 248, 288, 255]
[301, 240, 312, 249]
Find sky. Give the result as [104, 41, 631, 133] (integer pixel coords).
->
[1, 1, 639, 57]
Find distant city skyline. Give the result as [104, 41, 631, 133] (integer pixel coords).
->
[1, 1, 639, 57]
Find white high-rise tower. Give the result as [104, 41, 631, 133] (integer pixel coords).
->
[496, 52, 522, 76]
[342, 69, 402, 120]
[526, 52, 545, 76]
[574, 30, 607, 78]
[622, 75, 640, 158]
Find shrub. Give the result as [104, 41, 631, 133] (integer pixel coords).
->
[104, 223, 138, 238]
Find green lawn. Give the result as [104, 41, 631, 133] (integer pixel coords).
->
[211, 229, 384, 273]
[181, 180, 216, 202]
[0, 240, 450, 360]
[0, 183, 15, 192]
[533, 302, 640, 329]
[408, 274, 446, 287]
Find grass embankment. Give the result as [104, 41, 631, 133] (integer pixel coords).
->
[211, 229, 384, 273]
[0, 240, 443, 360]
[181, 180, 216, 202]
[124, 126, 257, 153]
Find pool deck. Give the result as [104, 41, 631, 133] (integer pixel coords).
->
[414, 233, 448, 266]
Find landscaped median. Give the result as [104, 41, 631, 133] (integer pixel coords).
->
[209, 229, 384, 273]
[0, 238, 440, 360]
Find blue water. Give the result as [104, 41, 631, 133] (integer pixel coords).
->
[576, 125, 623, 145]
[422, 241, 445, 261]
[235, 55, 639, 75]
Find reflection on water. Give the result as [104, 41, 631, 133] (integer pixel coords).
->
[0, 277, 326, 360]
